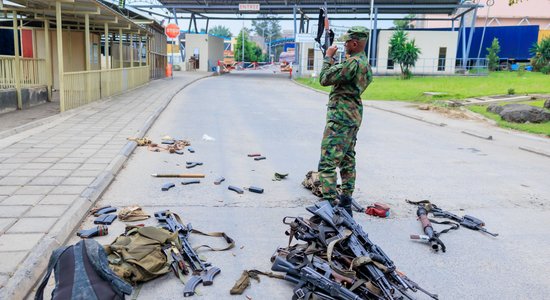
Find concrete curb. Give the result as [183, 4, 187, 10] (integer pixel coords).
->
[518, 146, 550, 158]
[0, 74, 212, 300]
[461, 130, 493, 140]
[291, 78, 329, 96]
[291, 79, 448, 127]
[367, 104, 447, 127]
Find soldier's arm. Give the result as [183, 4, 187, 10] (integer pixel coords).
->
[367, 65, 374, 85]
[319, 57, 358, 87]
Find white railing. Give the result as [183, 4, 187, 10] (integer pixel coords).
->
[371, 57, 489, 76]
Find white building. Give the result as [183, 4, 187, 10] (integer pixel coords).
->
[184, 34, 225, 72]
[295, 30, 459, 77]
[375, 30, 459, 75]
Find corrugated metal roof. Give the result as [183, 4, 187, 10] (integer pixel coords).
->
[151, 0, 466, 15]
[1, 0, 148, 33]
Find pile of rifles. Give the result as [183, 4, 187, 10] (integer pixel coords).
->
[270, 200, 438, 300]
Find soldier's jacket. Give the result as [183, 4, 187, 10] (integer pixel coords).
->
[319, 51, 373, 127]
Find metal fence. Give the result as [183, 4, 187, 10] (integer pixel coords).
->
[62, 66, 148, 111]
[371, 57, 489, 76]
[0, 55, 47, 89]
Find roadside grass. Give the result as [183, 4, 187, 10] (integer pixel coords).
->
[468, 105, 550, 136]
[296, 72, 550, 102]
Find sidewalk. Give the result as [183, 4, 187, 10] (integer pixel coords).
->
[0, 71, 211, 299]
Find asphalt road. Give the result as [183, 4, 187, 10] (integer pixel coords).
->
[69, 70, 550, 300]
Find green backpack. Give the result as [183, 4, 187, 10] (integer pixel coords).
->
[104, 226, 179, 284]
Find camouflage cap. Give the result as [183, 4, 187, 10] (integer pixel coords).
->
[342, 26, 369, 41]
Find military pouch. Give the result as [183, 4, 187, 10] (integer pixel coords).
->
[104, 226, 180, 284]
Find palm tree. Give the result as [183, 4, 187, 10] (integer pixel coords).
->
[530, 37, 550, 72]
[389, 30, 421, 79]
[399, 40, 421, 79]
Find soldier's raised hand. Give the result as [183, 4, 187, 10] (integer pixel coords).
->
[326, 45, 338, 58]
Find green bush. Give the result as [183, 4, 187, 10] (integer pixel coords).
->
[541, 65, 550, 75]
[507, 88, 515, 95]
[530, 37, 550, 72]
[487, 38, 501, 71]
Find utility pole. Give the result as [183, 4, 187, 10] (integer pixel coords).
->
[241, 18, 245, 63]
[367, 0, 374, 65]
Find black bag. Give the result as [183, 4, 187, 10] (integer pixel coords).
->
[35, 239, 132, 300]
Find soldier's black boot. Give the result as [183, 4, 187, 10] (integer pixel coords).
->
[337, 194, 353, 217]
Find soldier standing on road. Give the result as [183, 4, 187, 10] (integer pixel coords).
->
[317, 26, 373, 216]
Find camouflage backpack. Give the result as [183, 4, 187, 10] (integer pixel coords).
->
[302, 171, 323, 197]
[302, 171, 342, 197]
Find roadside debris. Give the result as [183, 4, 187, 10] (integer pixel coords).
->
[94, 214, 117, 225]
[245, 186, 264, 194]
[273, 172, 288, 181]
[154, 211, 235, 296]
[161, 183, 176, 191]
[181, 179, 201, 185]
[228, 185, 244, 194]
[77, 225, 109, 238]
[407, 199, 498, 253]
[186, 161, 203, 169]
[127, 137, 152, 146]
[214, 176, 226, 185]
[152, 173, 205, 178]
[118, 205, 150, 221]
[233, 201, 438, 299]
[202, 134, 216, 141]
[366, 202, 391, 218]
[129, 135, 191, 153]
[230, 270, 283, 295]
[92, 205, 117, 217]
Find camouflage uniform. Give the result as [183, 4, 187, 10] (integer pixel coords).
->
[317, 26, 373, 203]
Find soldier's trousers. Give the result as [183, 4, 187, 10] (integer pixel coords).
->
[318, 120, 359, 202]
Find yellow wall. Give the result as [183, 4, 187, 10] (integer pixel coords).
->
[34, 29, 86, 89]
[539, 30, 550, 43]
[167, 43, 179, 54]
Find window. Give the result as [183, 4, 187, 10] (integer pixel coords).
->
[437, 47, 447, 71]
[387, 48, 394, 70]
[307, 48, 314, 71]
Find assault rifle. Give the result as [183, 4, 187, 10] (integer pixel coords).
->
[272, 256, 363, 300]
[314, 7, 334, 57]
[405, 200, 498, 237]
[155, 210, 221, 297]
[431, 207, 498, 237]
[307, 201, 439, 300]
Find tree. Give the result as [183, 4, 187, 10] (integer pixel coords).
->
[393, 14, 415, 30]
[389, 30, 421, 79]
[209, 25, 232, 39]
[251, 15, 282, 40]
[530, 37, 550, 73]
[234, 28, 264, 62]
[486, 38, 501, 71]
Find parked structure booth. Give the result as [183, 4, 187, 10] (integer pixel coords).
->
[0, 0, 166, 113]
[184, 34, 224, 72]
